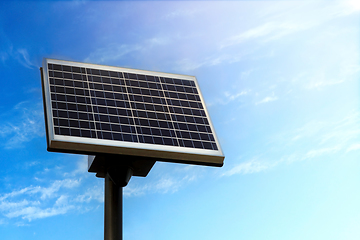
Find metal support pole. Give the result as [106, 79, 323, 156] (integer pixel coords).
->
[104, 172, 123, 240]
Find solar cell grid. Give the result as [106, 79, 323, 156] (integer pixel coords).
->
[44, 59, 223, 163]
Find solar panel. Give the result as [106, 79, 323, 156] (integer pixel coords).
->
[41, 59, 224, 167]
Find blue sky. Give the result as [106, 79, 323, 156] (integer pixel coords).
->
[0, 1, 359, 239]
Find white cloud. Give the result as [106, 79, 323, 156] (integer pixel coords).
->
[175, 57, 211, 72]
[124, 177, 179, 197]
[0, 152, 110, 224]
[0, 192, 75, 221]
[303, 146, 341, 159]
[346, 143, 360, 153]
[5, 204, 74, 221]
[240, 69, 254, 80]
[37, 179, 82, 200]
[0, 178, 81, 202]
[124, 169, 197, 197]
[225, 110, 360, 177]
[14, 48, 35, 69]
[0, 41, 35, 69]
[225, 90, 249, 101]
[84, 43, 142, 64]
[0, 101, 44, 149]
[0, 170, 94, 223]
[289, 112, 360, 147]
[304, 70, 347, 89]
[0, 200, 38, 212]
[74, 185, 104, 203]
[164, 8, 200, 19]
[221, 21, 306, 49]
[277, 111, 360, 151]
[306, 79, 345, 89]
[153, 177, 180, 193]
[222, 158, 274, 176]
[64, 156, 88, 177]
[339, 0, 360, 15]
[210, 90, 250, 106]
[256, 93, 278, 105]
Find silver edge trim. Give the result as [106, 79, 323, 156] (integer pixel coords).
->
[43, 59, 55, 147]
[53, 134, 223, 157]
[50, 140, 224, 164]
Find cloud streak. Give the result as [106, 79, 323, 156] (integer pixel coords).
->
[124, 176, 189, 197]
[0, 158, 103, 223]
[222, 158, 274, 177]
[124, 165, 199, 197]
[221, 21, 306, 49]
[223, 110, 360, 177]
[84, 43, 142, 64]
[256, 93, 278, 105]
[0, 183, 78, 221]
[0, 101, 44, 149]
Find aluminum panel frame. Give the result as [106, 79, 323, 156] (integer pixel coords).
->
[41, 58, 225, 167]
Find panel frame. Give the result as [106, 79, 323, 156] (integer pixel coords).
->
[42, 58, 224, 167]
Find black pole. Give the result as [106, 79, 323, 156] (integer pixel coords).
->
[104, 172, 123, 240]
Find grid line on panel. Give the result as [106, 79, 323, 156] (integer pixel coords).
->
[161, 77, 193, 149]
[89, 70, 108, 140]
[125, 73, 155, 145]
[50, 65, 92, 138]
[143, 75, 176, 146]
[161, 77, 217, 150]
[158, 76, 181, 147]
[120, 71, 139, 143]
[70, 69, 81, 137]
[106, 69, 138, 142]
[124, 74, 175, 146]
[85, 68, 99, 139]
[49, 65, 67, 136]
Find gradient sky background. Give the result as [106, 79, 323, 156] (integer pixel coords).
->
[0, 1, 360, 240]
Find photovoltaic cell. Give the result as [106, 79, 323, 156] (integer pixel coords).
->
[42, 59, 224, 166]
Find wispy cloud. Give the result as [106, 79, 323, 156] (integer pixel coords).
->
[288, 111, 360, 147]
[256, 93, 278, 105]
[221, 1, 360, 50]
[0, 101, 44, 149]
[84, 35, 172, 65]
[222, 158, 275, 177]
[124, 176, 188, 197]
[0, 179, 81, 203]
[0, 183, 78, 221]
[346, 143, 360, 153]
[0, 158, 103, 223]
[221, 21, 306, 49]
[0, 42, 36, 69]
[0, 158, 197, 223]
[4, 198, 74, 221]
[209, 89, 250, 106]
[224, 110, 360, 176]
[170, 1, 359, 73]
[63, 156, 88, 177]
[13, 48, 36, 69]
[224, 90, 249, 102]
[74, 185, 103, 204]
[303, 146, 341, 159]
[336, 0, 360, 16]
[163, 8, 200, 19]
[304, 63, 360, 90]
[304, 71, 347, 90]
[124, 165, 199, 197]
[84, 43, 142, 64]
